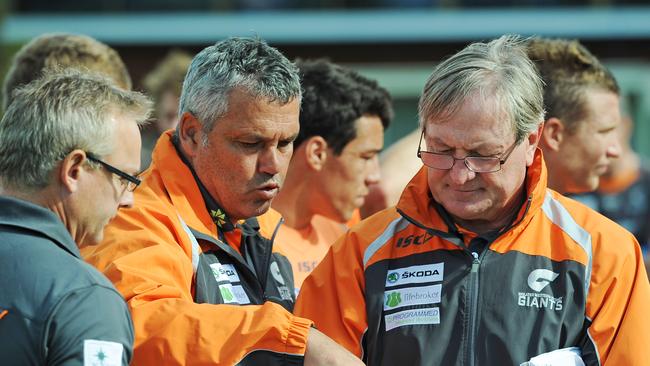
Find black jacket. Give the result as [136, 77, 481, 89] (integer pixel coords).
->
[0, 196, 134, 366]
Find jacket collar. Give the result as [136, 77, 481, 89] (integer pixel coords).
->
[170, 134, 237, 232]
[0, 195, 80, 258]
[150, 130, 218, 236]
[396, 148, 548, 237]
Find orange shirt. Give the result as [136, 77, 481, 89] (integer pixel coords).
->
[275, 215, 348, 291]
[346, 208, 362, 227]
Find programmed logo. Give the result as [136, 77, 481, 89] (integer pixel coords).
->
[384, 307, 440, 331]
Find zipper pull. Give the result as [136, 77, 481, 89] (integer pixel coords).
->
[471, 251, 480, 273]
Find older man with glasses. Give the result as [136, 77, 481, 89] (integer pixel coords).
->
[295, 35, 650, 366]
[0, 69, 151, 365]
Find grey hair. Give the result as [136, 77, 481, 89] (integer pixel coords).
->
[0, 68, 152, 191]
[418, 34, 545, 142]
[177, 37, 301, 133]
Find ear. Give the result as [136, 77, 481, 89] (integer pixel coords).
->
[178, 112, 204, 159]
[539, 117, 565, 152]
[524, 122, 545, 167]
[303, 136, 329, 171]
[59, 149, 88, 193]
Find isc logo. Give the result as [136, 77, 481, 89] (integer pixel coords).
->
[396, 233, 433, 248]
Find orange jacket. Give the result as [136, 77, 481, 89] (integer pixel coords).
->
[296, 150, 650, 366]
[83, 131, 312, 365]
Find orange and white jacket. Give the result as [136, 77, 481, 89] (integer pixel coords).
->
[295, 150, 650, 366]
[83, 131, 312, 365]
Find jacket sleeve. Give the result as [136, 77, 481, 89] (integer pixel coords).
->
[45, 285, 134, 366]
[83, 210, 313, 366]
[294, 229, 368, 357]
[581, 234, 650, 366]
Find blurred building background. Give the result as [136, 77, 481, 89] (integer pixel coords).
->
[2, 0, 650, 155]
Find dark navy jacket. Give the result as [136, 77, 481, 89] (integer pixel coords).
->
[0, 196, 134, 366]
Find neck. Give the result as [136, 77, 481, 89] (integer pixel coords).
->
[1, 185, 70, 230]
[546, 173, 568, 195]
[452, 186, 526, 236]
[273, 167, 315, 230]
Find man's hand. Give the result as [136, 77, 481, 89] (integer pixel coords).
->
[304, 327, 364, 366]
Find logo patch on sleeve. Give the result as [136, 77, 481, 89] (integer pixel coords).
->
[269, 262, 286, 285]
[384, 307, 440, 331]
[384, 284, 442, 310]
[218, 283, 252, 304]
[83, 339, 123, 366]
[517, 269, 563, 311]
[210, 263, 240, 283]
[385, 263, 444, 287]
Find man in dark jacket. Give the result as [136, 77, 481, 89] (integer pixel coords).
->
[296, 35, 650, 366]
[0, 69, 151, 365]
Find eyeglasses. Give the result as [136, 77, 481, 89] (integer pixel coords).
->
[86, 153, 141, 192]
[416, 130, 520, 173]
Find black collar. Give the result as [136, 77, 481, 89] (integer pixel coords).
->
[171, 133, 237, 233]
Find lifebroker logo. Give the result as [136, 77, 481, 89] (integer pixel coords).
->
[517, 269, 563, 311]
[383, 284, 442, 311]
[385, 292, 402, 308]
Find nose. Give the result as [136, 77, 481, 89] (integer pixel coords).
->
[258, 147, 282, 176]
[365, 156, 381, 186]
[119, 189, 135, 209]
[448, 158, 476, 185]
[606, 136, 621, 159]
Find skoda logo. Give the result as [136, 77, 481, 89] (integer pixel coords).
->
[387, 272, 399, 284]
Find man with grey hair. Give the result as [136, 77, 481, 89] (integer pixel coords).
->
[0, 69, 150, 365]
[296, 35, 650, 365]
[83, 37, 362, 365]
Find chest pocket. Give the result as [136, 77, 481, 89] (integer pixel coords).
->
[209, 262, 251, 305]
[194, 253, 256, 305]
[177, 214, 296, 309]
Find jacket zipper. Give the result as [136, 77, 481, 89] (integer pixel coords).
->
[465, 196, 532, 366]
[397, 194, 533, 365]
[466, 250, 483, 366]
[261, 216, 284, 301]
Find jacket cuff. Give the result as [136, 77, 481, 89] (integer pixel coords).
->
[284, 315, 314, 355]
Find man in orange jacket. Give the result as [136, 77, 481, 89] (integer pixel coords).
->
[529, 38, 621, 195]
[83, 37, 362, 365]
[273, 59, 393, 290]
[296, 35, 650, 365]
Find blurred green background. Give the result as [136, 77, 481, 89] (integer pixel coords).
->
[2, 0, 650, 155]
